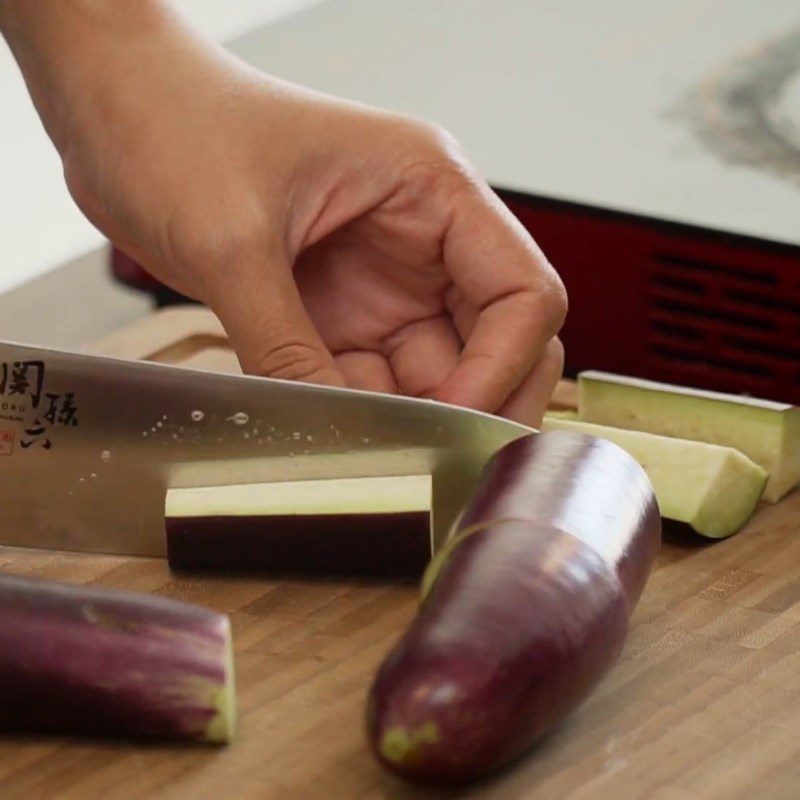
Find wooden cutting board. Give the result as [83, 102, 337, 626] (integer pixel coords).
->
[0, 307, 798, 800]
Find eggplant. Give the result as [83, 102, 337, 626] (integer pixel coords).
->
[366, 430, 660, 783]
[579, 370, 800, 503]
[0, 573, 235, 742]
[165, 475, 432, 577]
[542, 415, 767, 538]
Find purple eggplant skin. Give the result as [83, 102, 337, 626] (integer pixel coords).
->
[0, 573, 235, 743]
[166, 511, 431, 578]
[367, 431, 661, 783]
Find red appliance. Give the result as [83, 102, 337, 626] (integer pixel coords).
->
[499, 191, 800, 405]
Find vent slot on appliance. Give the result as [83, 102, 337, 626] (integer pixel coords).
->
[653, 253, 777, 286]
[651, 320, 702, 341]
[651, 298, 776, 332]
[651, 274, 705, 296]
[649, 344, 771, 377]
[724, 289, 800, 316]
[724, 335, 800, 363]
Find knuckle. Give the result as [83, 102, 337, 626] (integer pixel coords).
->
[165, 190, 273, 269]
[548, 279, 569, 328]
[217, 227, 265, 266]
[547, 336, 566, 370]
[512, 286, 568, 346]
[526, 269, 568, 334]
[251, 341, 331, 383]
[397, 119, 476, 186]
[416, 120, 464, 158]
[175, 226, 276, 304]
[550, 335, 565, 359]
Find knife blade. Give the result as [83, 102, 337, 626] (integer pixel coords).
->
[0, 340, 532, 557]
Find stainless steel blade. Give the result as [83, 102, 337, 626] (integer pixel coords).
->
[0, 341, 532, 557]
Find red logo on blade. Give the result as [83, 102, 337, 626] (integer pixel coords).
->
[0, 431, 14, 455]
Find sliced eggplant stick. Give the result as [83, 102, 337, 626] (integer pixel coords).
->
[0, 573, 235, 743]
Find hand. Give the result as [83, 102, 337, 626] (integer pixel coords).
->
[1, 1, 566, 426]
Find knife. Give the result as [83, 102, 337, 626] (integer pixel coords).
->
[0, 340, 532, 558]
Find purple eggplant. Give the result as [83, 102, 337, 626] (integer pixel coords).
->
[367, 430, 660, 783]
[165, 476, 432, 577]
[0, 573, 234, 742]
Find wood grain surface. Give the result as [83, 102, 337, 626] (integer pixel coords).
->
[0, 308, 797, 800]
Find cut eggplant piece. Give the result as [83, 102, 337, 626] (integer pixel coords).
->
[0, 573, 234, 742]
[579, 371, 800, 503]
[543, 408, 578, 421]
[367, 431, 661, 784]
[165, 475, 432, 577]
[542, 415, 767, 538]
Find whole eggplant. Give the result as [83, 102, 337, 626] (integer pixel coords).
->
[367, 430, 661, 783]
[0, 573, 235, 742]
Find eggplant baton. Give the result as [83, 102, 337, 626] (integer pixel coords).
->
[0, 573, 235, 743]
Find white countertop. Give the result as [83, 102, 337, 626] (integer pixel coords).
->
[0, 0, 319, 295]
[2, 0, 798, 298]
[231, 0, 800, 247]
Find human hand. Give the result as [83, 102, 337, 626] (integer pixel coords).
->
[1, 1, 566, 426]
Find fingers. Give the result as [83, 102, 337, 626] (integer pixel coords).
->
[499, 337, 565, 427]
[384, 316, 462, 399]
[335, 351, 398, 393]
[433, 182, 567, 412]
[206, 248, 345, 387]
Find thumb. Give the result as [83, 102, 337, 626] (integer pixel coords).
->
[207, 257, 345, 387]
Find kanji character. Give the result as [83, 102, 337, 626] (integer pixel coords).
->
[58, 393, 79, 426]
